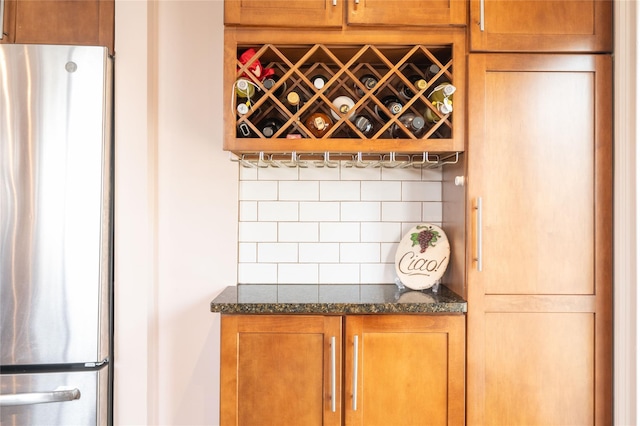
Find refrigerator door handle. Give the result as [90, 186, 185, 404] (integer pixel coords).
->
[0, 388, 81, 406]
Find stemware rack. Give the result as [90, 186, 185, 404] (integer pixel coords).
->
[229, 151, 461, 169]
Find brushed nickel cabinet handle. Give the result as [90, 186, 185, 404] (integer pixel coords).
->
[352, 335, 359, 410]
[330, 336, 336, 412]
[332, 0, 337, 6]
[479, 0, 485, 31]
[475, 197, 483, 271]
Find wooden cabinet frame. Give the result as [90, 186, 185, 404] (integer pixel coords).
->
[224, 28, 466, 155]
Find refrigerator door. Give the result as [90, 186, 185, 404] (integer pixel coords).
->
[0, 44, 113, 366]
[0, 366, 109, 425]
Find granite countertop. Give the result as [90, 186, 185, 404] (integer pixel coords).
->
[210, 284, 467, 314]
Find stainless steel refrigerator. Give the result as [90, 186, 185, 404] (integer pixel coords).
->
[0, 44, 114, 425]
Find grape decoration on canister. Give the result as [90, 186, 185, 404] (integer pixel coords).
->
[395, 224, 450, 290]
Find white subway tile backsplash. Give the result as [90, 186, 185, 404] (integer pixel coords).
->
[402, 181, 442, 201]
[300, 165, 341, 181]
[238, 263, 277, 284]
[360, 222, 403, 243]
[300, 202, 340, 222]
[381, 202, 422, 222]
[341, 164, 381, 181]
[381, 242, 399, 264]
[279, 222, 319, 242]
[320, 222, 360, 242]
[340, 243, 381, 263]
[381, 166, 422, 181]
[278, 263, 319, 284]
[361, 263, 397, 284]
[341, 202, 381, 222]
[237, 160, 444, 285]
[361, 181, 402, 201]
[258, 243, 298, 262]
[421, 168, 443, 181]
[239, 166, 258, 181]
[238, 242, 257, 263]
[299, 243, 340, 263]
[422, 202, 443, 222]
[258, 201, 299, 222]
[239, 201, 258, 221]
[258, 165, 299, 181]
[239, 222, 277, 242]
[319, 264, 360, 284]
[320, 181, 361, 201]
[279, 181, 320, 201]
[239, 181, 278, 200]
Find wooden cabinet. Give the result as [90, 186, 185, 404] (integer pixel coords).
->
[224, 28, 466, 155]
[0, 0, 114, 53]
[221, 314, 465, 426]
[469, 0, 612, 52]
[225, 0, 466, 27]
[466, 53, 612, 424]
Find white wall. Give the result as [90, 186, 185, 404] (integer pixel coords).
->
[114, 1, 235, 424]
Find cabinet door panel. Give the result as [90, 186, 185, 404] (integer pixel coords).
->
[347, 0, 466, 26]
[13, 0, 114, 51]
[476, 66, 595, 295]
[221, 315, 342, 426]
[225, 0, 343, 27]
[484, 313, 594, 425]
[470, 0, 612, 52]
[345, 315, 465, 426]
[467, 53, 613, 425]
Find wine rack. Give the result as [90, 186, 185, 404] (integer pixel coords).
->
[224, 29, 466, 155]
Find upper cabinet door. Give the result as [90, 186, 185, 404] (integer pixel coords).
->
[469, 0, 612, 52]
[6, 0, 114, 52]
[225, 0, 344, 27]
[347, 0, 467, 26]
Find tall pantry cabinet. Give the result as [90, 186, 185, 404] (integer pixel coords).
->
[465, 1, 613, 425]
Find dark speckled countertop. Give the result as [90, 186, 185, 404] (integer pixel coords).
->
[210, 284, 466, 314]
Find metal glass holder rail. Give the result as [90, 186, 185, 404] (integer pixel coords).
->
[229, 151, 460, 169]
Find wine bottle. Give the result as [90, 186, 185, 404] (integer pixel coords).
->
[390, 113, 425, 138]
[374, 95, 403, 121]
[235, 78, 256, 100]
[425, 64, 441, 82]
[305, 112, 333, 138]
[352, 114, 375, 137]
[398, 75, 428, 101]
[263, 75, 286, 98]
[237, 122, 255, 138]
[354, 74, 378, 97]
[258, 117, 284, 138]
[425, 83, 456, 123]
[330, 95, 356, 121]
[286, 91, 305, 114]
[310, 75, 329, 90]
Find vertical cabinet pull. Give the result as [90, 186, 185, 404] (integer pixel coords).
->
[0, 0, 5, 40]
[352, 335, 359, 410]
[479, 0, 485, 31]
[332, 0, 337, 6]
[475, 197, 483, 271]
[355, 0, 360, 4]
[330, 336, 336, 412]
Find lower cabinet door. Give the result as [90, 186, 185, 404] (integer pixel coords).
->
[344, 315, 465, 426]
[220, 315, 342, 426]
[220, 314, 465, 426]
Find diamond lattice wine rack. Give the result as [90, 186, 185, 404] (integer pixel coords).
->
[223, 29, 466, 155]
